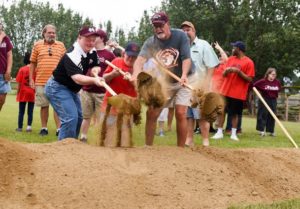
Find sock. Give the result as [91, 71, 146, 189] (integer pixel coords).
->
[57, 128, 60, 132]
[231, 128, 237, 136]
[27, 125, 31, 129]
[42, 127, 48, 130]
[217, 128, 223, 134]
[81, 134, 87, 139]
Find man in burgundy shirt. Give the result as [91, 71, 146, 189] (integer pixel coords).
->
[0, 22, 13, 111]
[79, 29, 115, 142]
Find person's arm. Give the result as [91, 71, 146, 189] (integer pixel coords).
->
[29, 63, 36, 88]
[131, 56, 147, 82]
[4, 50, 12, 81]
[181, 58, 192, 85]
[223, 67, 252, 82]
[214, 42, 228, 61]
[71, 74, 103, 86]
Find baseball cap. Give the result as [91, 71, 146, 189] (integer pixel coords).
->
[125, 42, 140, 57]
[151, 12, 169, 26]
[180, 21, 195, 31]
[231, 41, 246, 52]
[79, 26, 99, 37]
[96, 29, 108, 43]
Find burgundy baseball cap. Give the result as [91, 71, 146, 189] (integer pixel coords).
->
[79, 26, 99, 37]
[96, 29, 108, 43]
[151, 12, 169, 26]
[125, 42, 140, 57]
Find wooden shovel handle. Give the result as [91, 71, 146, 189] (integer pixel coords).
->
[91, 71, 117, 96]
[153, 59, 194, 90]
[105, 60, 132, 80]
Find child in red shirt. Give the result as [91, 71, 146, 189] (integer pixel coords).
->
[100, 42, 139, 147]
[16, 52, 35, 132]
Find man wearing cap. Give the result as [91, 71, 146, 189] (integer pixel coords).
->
[100, 41, 140, 147]
[131, 11, 195, 147]
[79, 29, 116, 143]
[29, 24, 66, 136]
[44, 26, 104, 140]
[212, 41, 255, 141]
[181, 21, 219, 147]
[0, 22, 13, 111]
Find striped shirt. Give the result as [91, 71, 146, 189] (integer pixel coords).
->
[30, 40, 66, 85]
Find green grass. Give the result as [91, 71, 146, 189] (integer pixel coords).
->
[1, 94, 300, 208]
[228, 198, 300, 209]
[1, 94, 300, 148]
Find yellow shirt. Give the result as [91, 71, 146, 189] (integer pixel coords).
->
[30, 40, 66, 85]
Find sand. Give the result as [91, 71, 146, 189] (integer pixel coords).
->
[1, 138, 300, 209]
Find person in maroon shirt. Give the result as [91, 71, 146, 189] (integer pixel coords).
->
[0, 22, 13, 111]
[254, 68, 281, 136]
[79, 29, 115, 143]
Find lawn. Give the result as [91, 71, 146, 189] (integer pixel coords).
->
[1, 94, 299, 148]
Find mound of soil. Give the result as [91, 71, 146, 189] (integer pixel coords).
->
[0, 138, 300, 209]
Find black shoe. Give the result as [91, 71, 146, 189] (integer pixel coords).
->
[194, 127, 201, 134]
[56, 129, 60, 136]
[39, 129, 48, 136]
[209, 127, 216, 133]
[80, 137, 87, 143]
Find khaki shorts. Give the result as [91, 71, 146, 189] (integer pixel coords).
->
[35, 86, 49, 107]
[164, 73, 197, 107]
[80, 90, 104, 119]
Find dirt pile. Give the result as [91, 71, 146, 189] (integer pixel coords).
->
[0, 138, 300, 209]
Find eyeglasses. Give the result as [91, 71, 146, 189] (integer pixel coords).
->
[48, 47, 52, 56]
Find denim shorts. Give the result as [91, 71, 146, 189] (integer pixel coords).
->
[187, 107, 200, 119]
[0, 75, 11, 94]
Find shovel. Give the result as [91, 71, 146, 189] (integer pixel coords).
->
[91, 67, 141, 147]
[103, 60, 132, 80]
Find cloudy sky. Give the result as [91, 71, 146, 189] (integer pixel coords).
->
[36, 0, 162, 30]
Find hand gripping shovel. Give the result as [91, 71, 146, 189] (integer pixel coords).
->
[153, 51, 224, 123]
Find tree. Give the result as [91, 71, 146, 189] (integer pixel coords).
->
[0, 0, 90, 76]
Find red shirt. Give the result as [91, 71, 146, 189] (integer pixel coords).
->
[211, 63, 225, 93]
[220, 56, 255, 100]
[16, 65, 35, 102]
[101, 57, 137, 114]
[82, 49, 115, 93]
[254, 78, 281, 99]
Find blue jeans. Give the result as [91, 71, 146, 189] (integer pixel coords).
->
[18, 102, 34, 129]
[45, 78, 82, 140]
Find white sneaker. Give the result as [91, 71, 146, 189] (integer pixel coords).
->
[211, 132, 223, 139]
[260, 132, 265, 137]
[230, 135, 239, 141]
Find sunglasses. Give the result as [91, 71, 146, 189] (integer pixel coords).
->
[48, 47, 52, 56]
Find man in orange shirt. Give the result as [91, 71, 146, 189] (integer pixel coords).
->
[212, 41, 255, 141]
[29, 24, 66, 136]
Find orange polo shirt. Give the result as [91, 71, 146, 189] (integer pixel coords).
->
[30, 40, 66, 85]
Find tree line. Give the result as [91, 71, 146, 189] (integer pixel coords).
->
[1, 0, 299, 85]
